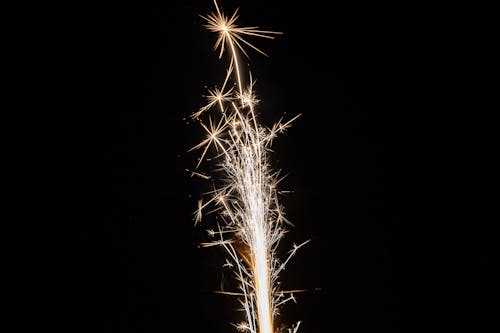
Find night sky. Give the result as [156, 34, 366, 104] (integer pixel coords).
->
[60, 1, 485, 332]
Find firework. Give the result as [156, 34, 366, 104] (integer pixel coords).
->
[190, 1, 306, 332]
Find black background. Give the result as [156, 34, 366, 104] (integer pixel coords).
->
[59, 1, 487, 332]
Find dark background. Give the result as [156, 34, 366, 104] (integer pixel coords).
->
[60, 1, 486, 332]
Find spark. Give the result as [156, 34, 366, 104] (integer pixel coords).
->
[192, 86, 233, 120]
[191, 1, 305, 332]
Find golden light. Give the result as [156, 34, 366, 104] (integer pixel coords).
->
[191, 2, 305, 333]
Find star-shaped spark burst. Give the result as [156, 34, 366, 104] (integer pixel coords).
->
[189, 115, 230, 169]
[200, 1, 282, 59]
[192, 86, 234, 120]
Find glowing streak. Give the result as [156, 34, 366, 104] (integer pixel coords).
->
[228, 35, 243, 100]
[192, 2, 305, 333]
[254, 227, 273, 333]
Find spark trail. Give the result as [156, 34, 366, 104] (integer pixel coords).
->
[190, 1, 305, 332]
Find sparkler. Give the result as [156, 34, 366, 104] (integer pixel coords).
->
[190, 2, 306, 332]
